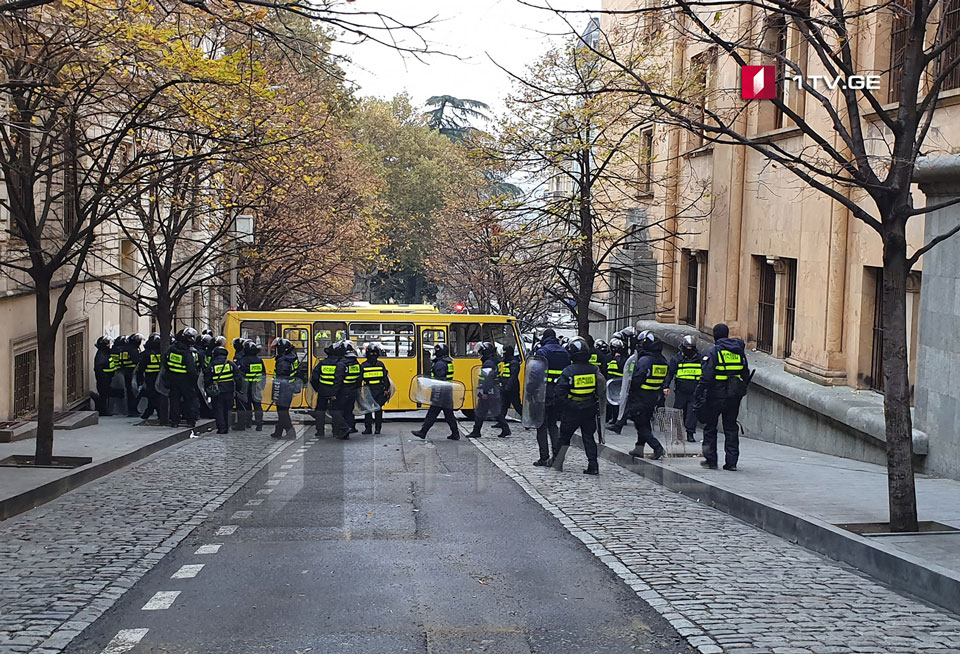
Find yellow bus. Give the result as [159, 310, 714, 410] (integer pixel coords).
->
[223, 307, 525, 416]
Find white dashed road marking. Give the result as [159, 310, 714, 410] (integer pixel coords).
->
[273, 472, 287, 478]
[280, 464, 293, 469]
[257, 489, 273, 495]
[142, 591, 180, 611]
[171, 564, 204, 579]
[231, 510, 253, 519]
[265, 480, 280, 486]
[195, 544, 222, 555]
[101, 628, 149, 653]
[216, 525, 238, 536]
[246, 499, 264, 506]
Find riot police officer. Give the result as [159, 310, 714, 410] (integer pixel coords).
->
[664, 334, 702, 443]
[205, 345, 241, 434]
[694, 323, 751, 471]
[552, 337, 604, 475]
[164, 328, 199, 428]
[411, 344, 460, 441]
[333, 341, 362, 438]
[271, 338, 306, 439]
[612, 331, 666, 460]
[468, 342, 510, 439]
[120, 334, 142, 416]
[360, 344, 391, 435]
[605, 337, 626, 424]
[532, 328, 571, 466]
[236, 340, 265, 431]
[498, 343, 522, 421]
[93, 336, 115, 416]
[310, 343, 341, 438]
[136, 333, 166, 423]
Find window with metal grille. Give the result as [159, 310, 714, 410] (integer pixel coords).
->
[685, 254, 699, 326]
[66, 332, 85, 403]
[13, 349, 37, 418]
[689, 52, 709, 148]
[615, 271, 632, 324]
[639, 128, 654, 195]
[940, 0, 960, 91]
[889, 0, 910, 103]
[757, 259, 776, 354]
[871, 268, 885, 392]
[784, 259, 798, 358]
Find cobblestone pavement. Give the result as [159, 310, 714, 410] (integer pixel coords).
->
[472, 435, 960, 654]
[0, 430, 292, 654]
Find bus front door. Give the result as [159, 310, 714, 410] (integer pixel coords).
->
[278, 323, 312, 409]
[419, 326, 448, 377]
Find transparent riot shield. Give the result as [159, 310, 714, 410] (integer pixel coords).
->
[522, 356, 548, 428]
[409, 376, 466, 410]
[197, 374, 212, 410]
[251, 375, 266, 404]
[356, 385, 382, 415]
[385, 378, 397, 402]
[137, 387, 149, 414]
[605, 378, 623, 406]
[617, 353, 638, 421]
[272, 376, 298, 408]
[472, 364, 502, 420]
[596, 372, 607, 444]
[155, 370, 170, 397]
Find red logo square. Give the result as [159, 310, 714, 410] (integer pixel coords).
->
[742, 65, 776, 99]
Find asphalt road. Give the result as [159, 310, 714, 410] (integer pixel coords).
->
[69, 419, 687, 654]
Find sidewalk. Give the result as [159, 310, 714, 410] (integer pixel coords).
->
[595, 423, 960, 613]
[0, 416, 211, 520]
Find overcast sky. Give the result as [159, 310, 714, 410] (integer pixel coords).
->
[338, 0, 601, 117]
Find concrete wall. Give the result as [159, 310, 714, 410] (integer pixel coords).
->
[914, 156, 960, 480]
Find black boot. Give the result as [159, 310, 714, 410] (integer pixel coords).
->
[650, 448, 665, 460]
[686, 432, 696, 443]
[362, 428, 373, 435]
[498, 427, 511, 438]
[628, 446, 644, 458]
[583, 461, 599, 475]
[609, 424, 622, 435]
[466, 430, 481, 439]
[447, 433, 460, 440]
[411, 430, 426, 439]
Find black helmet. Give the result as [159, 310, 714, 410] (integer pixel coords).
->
[637, 330, 657, 351]
[274, 338, 291, 355]
[145, 333, 162, 350]
[115, 335, 128, 347]
[621, 326, 636, 341]
[96, 336, 112, 350]
[610, 337, 625, 353]
[332, 340, 347, 356]
[233, 337, 244, 351]
[681, 335, 697, 354]
[343, 341, 357, 355]
[201, 328, 213, 336]
[595, 339, 609, 354]
[215, 336, 227, 347]
[324, 344, 334, 356]
[566, 336, 591, 362]
[476, 341, 497, 359]
[199, 333, 214, 349]
[433, 343, 449, 358]
[213, 346, 229, 357]
[181, 327, 198, 345]
[129, 333, 144, 347]
[366, 344, 385, 358]
[243, 340, 260, 356]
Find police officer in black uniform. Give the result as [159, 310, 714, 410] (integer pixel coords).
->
[136, 333, 166, 423]
[411, 344, 460, 441]
[613, 331, 667, 460]
[164, 328, 199, 428]
[205, 345, 241, 434]
[271, 338, 306, 439]
[333, 342, 362, 438]
[532, 328, 571, 467]
[468, 342, 510, 439]
[694, 323, 750, 471]
[605, 337, 626, 424]
[498, 343, 522, 421]
[664, 335, 702, 443]
[120, 334, 142, 416]
[360, 344, 391, 435]
[236, 340, 265, 431]
[552, 337, 604, 475]
[310, 344, 341, 438]
[93, 336, 115, 416]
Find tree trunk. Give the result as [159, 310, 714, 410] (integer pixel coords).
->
[881, 228, 919, 532]
[34, 280, 56, 466]
[577, 150, 594, 338]
[157, 297, 173, 354]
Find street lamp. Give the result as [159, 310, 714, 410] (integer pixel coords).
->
[230, 213, 254, 309]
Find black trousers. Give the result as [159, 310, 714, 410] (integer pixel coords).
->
[420, 403, 459, 437]
[95, 375, 113, 416]
[140, 375, 168, 423]
[499, 386, 522, 419]
[672, 390, 698, 435]
[272, 404, 295, 438]
[556, 407, 599, 464]
[122, 369, 138, 416]
[472, 395, 508, 435]
[536, 401, 563, 461]
[236, 388, 262, 429]
[315, 395, 334, 436]
[168, 379, 198, 427]
[628, 402, 664, 454]
[363, 389, 387, 433]
[700, 397, 742, 466]
[213, 391, 234, 432]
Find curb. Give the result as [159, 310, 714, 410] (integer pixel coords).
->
[0, 420, 215, 521]
[595, 440, 960, 616]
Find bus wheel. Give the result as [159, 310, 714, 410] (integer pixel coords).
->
[461, 409, 475, 420]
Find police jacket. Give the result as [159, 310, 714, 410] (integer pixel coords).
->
[557, 362, 601, 412]
[430, 356, 455, 380]
[310, 355, 341, 397]
[121, 345, 139, 371]
[695, 338, 750, 403]
[275, 352, 304, 382]
[135, 350, 163, 386]
[587, 349, 609, 369]
[205, 355, 241, 394]
[334, 354, 362, 393]
[534, 338, 571, 402]
[665, 349, 702, 395]
[164, 342, 199, 379]
[237, 354, 265, 391]
[360, 359, 390, 397]
[499, 355, 521, 392]
[628, 342, 668, 409]
[95, 347, 115, 380]
[476, 355, 501, 396]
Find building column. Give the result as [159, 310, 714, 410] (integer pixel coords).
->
[768, 257, 790, 359]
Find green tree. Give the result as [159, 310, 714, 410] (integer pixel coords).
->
[423, 95, 492, 143]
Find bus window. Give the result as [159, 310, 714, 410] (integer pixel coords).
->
[349, 322, 415, 358]
[483, 323, 520, 357]
[282, 326, 310, 363]
[450, 323, 482, 357]
[241, 321, 276, 351]
[313, 322, 347, 358]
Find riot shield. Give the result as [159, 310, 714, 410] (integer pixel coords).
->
[385, 378, 396, 402]
[197, 374, 212, 410]
[472, 364, 502, 420]
[137, 389, 149, 415]
[251, 375, 266, 404]
[272, 377, 298, 408]
[155, 370, 170, 397]
[617, 353, 638, 421]
[409, 376, 466, 410]
[522, 356, 548, 428]
[356, 385, 381, 415]
[596, 372, 607, 444]
[605, 378, 623, 406]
